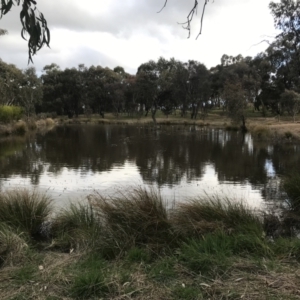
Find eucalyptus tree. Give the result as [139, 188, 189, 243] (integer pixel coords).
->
[101, 67, 124, 117]
[223, 80, 248, 131]
[280, 89, 300, 122]
[172, 61, 190, 117]
[269, 0, 300, 89]
[253, 0, 300, 117]
[85, 65, 106, 117]
[123, 74, 138, 117]
[0, 59, 23, 106]
[155, 57, 179, 117]
[41, 63, 63, 114]
[186, 60, 211, 119]
[19, 66, 42, 118]
[136, 60, 159, 123]
[58, 67, 83, 117]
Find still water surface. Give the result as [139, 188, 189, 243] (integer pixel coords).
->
[0, 124, 299, 209]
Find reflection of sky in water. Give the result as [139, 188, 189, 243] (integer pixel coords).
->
[157, 163, 263, 209]
[1, 161, 265, 210]
[264, 159, 276, 177]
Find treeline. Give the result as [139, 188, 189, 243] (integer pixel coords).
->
[0, 1, 300, 125]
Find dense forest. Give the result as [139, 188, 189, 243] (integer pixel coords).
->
[1, 0, 300, 126]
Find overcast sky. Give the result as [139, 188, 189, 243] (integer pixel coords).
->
[0, 0, 278, 75]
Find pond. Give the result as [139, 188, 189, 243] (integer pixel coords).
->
[0, 124, 299, 209]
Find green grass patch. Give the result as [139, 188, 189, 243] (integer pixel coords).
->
[125, 247, 152, 263]
[11, 264, 37, 283]
[178, 230, 272, 277]
[70, 253, 110, 299]
[147, 257, 176, 282]
[172, 285, 203, 300]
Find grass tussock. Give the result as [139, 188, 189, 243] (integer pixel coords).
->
[0, 189, 52, 240]
[171, 196, 263, 238]
[0, 223, 28, 267]
[52, 203, 102, 251]
[88, 188, 174, 255]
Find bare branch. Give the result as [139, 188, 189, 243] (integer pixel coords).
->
[157, 0, 167, 13]
[158, 0, 212, 39]
[196, 0, 209, 39]
[248, 39, 273, 51]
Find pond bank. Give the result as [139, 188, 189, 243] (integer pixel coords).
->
[1, 112, 300, 142]
[58, 112, 300, 143]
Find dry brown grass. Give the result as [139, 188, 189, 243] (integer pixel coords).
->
[0, 251, 299, 300]
[45, 118, 55, 127]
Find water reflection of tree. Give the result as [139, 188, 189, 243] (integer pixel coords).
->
[0, 137, 45, 185]
[1, 126, 300, 193]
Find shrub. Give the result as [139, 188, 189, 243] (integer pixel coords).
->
[27, 119, 37, 130]
[45, 118, 55, 127]
[0, 105, 23, 123]
[12, 120, 27, 135]
[0, 189, 52, 240]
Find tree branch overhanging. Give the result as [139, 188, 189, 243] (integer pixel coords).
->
[0, 0, 50, 63]
[158, 0, 212, 39]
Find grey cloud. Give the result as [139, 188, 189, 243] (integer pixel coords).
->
[1, 1, 220, 38]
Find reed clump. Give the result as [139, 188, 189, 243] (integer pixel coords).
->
[170, 197, 263, 238]
[0, 223, 28, 267]
[0, 189, 52, 240]
[88, 188, 174, 256]
[52, 203, 102, 251]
